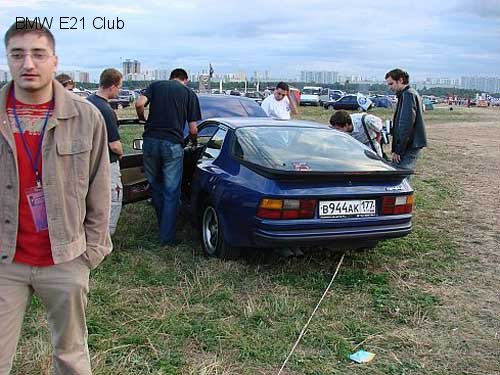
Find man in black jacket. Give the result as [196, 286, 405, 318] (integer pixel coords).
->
[385, 69, 427, 170]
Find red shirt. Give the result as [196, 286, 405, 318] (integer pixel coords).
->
[7, 92, 54, 266]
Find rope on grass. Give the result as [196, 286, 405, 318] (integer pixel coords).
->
[277, 252, 346, 375]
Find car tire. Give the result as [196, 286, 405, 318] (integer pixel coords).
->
[328, 105, 335, 110]
[200, 204, 240, 260]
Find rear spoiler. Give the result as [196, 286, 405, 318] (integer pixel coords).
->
[238, 159, 413, 182]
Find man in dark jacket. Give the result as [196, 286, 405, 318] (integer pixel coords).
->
[385, 69, 427, 170]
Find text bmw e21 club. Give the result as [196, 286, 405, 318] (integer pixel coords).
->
[15, 17, 125, 30]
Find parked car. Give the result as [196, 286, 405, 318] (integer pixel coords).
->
[243, 91, 264, 104]
[72, 89, 89, 98]
[119, 89, 136, 103]
[323, 94, 364, 110]
[196, 94, 268, 121]
[109, 98, 131, 110]
[300, 86, 322, 106]
[422, 98, 434, 111]
[320, 88, 344, 105]
[121, 100, 413, 258]
[370, 95, 393, 108]
[224, 89, 242, 96]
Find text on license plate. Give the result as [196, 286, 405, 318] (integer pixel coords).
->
[319, 200, 376, 218]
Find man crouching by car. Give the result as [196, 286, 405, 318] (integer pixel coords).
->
[0, 21, 111, 374]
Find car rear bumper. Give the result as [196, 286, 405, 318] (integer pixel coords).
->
[253, 221, 412, 247]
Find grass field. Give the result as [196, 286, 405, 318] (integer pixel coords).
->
[11, 105, 499, 374]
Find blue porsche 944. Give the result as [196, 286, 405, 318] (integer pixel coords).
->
[120, 95, 413, 258]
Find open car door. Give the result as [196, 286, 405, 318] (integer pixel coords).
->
[120, 119, 221, 205]
[118, 119, 150, 204]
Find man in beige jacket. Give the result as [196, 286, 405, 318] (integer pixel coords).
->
[0, 21, 112, 374]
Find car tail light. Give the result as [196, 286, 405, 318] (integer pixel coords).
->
[257, 198, 316, 219]
[381, 195, 414, 215]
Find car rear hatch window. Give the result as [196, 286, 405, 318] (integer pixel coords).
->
[233, 126, 395, 173]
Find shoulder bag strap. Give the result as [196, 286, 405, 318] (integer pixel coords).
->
[361, 114, 377, 152]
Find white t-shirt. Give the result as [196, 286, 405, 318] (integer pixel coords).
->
[261, 95, 291, 120]
[349, 113, 383, 156]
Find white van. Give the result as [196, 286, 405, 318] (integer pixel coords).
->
[300, 86, 322, 106]
[319, 88, 345, 104]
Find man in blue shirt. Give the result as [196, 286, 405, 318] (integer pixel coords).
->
[135, 68, 201, 245]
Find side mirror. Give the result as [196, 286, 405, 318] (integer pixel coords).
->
[132, 139, 143, 150]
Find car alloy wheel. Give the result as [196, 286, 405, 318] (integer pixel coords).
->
[200, 204, 240, 259]
[202, 206, 219, 256]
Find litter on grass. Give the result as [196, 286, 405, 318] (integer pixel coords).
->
[349, 350, 375, 364]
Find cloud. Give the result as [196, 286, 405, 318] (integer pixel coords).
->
[451, 0, 500, 19]
[0, 0, 498, 78]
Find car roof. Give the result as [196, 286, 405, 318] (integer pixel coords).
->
[198, 93, 257, 103]
[203, 117, 329, 130]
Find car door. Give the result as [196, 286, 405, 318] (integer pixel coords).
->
[120, 120, 221, 205]
[343, 96, 357, 110]
[119, 119, 150, 204]
[182, 122, 221, 200]
[334, 96, 348, 109]
[189, 125, 229, 217]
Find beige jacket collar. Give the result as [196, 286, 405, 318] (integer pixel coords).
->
[0, 80, 80, 147]
[0, 79, 79, 120]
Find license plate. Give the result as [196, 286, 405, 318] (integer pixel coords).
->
[319, 199, 376, 218]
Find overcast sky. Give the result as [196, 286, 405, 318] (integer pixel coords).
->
[0, 0, 499, 81]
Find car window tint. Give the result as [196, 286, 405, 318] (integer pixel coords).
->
[233, 126, 394, 172]
[203, 127, 227, 160]
[198, 124, 219, 145]
[240, 99, 268, 117]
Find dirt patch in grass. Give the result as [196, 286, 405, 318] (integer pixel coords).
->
[402, 117, 500, 374]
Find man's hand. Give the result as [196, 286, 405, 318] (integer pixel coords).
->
[392, 153, 401, 163]
[189, 132, 198, 146]
[188, 121, 198, 145]
[287, 90, 298, 115]
[135, 95, 148, 121]
[109, 140, 123, 160]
